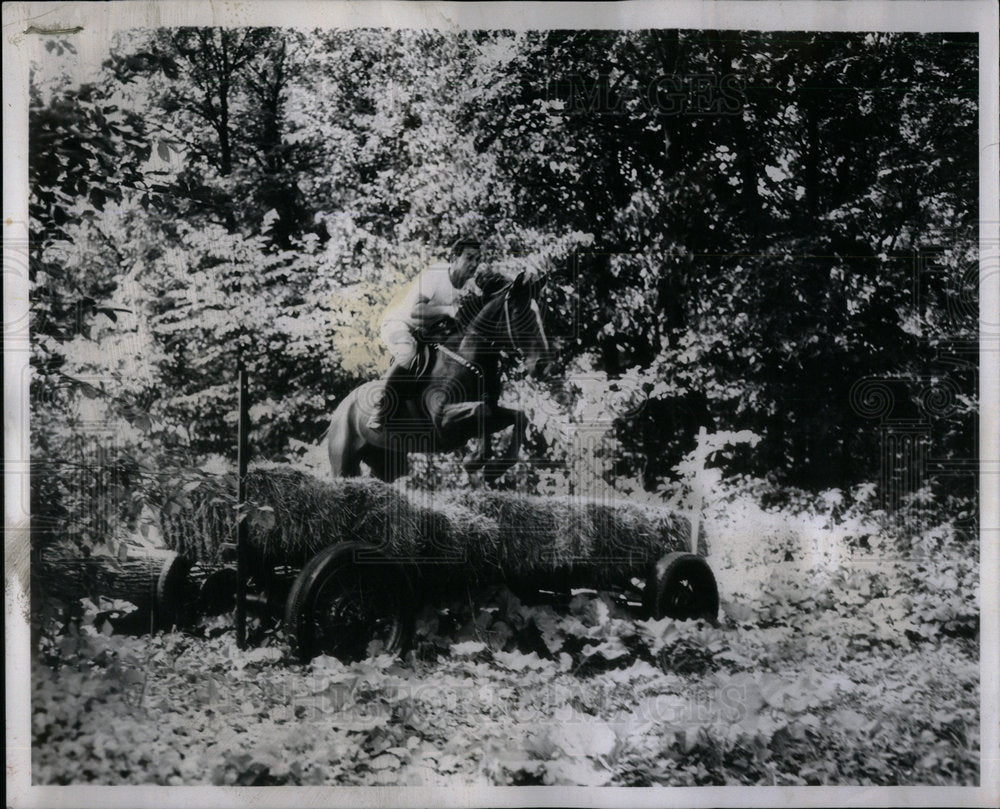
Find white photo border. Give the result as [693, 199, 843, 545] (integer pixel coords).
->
[4, 2, 998, 807]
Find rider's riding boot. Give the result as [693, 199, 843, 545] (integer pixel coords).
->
[367, 360, 409, 432]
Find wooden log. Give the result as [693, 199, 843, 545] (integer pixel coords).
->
[34, 545, 194, 632]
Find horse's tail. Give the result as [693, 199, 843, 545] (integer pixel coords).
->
[317, 421, 332, 444]
[316, 395, 343, 446]
[326, 391, 362, 477]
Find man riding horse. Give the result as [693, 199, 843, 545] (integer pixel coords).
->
[367, 235, 484, 432]
[326, 235, 552, 483]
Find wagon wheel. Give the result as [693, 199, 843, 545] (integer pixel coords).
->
[644, 552, 719, 624]
[198, 567, 238, 616]
[155, 552, 196, 630]
[285, 542, 415, 663]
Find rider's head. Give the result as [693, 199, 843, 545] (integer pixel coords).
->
[449, 236, 481, 287]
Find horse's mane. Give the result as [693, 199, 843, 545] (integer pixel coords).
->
[455, 272, 510, 332]
[455, 289, 487, 328]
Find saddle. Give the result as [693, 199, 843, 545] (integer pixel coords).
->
[406, 318, 459, 379]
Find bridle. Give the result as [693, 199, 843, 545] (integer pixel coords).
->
[506, 291, 549, 355]
[435, 285, 547, 377]
[503, 294, 516, 349]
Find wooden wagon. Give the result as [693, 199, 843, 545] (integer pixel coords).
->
[157, 466, 719, 662]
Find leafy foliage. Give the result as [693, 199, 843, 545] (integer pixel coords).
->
[29, 28, 978, 498]
[32, 478, 978, 785]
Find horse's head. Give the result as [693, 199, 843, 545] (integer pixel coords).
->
[468, 271, 552, 380]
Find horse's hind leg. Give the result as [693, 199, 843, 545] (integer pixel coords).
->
[361, 447, 409, 483]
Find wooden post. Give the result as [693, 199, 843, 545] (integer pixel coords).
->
[689, 425, 708, 555]
[236, 367, 249, 649]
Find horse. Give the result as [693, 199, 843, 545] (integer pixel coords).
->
[326, 271, 552, 484]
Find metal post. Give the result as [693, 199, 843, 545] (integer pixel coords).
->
[236, 367, 249, 649]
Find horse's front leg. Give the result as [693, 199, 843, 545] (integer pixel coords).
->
[436, 401, 491, 480]
[479, 406, 527, 485]
[440, 403, 524, 485]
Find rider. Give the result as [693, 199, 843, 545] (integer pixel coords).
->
[367, 235, 483, 432]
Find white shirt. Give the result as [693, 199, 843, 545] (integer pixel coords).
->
[382, 262, 467, 332]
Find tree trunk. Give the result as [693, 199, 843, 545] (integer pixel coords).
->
[33, 545, 193, 632]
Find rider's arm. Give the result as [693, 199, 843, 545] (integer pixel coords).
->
[411, 293, 457, 324]
[410, 264, 459, 326]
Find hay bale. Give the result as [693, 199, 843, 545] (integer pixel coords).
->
[159, 465, 691, 587]
[160, 466, 428, 569]
[424, 490, 690, 587]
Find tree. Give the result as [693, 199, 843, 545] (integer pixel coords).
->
[467, 29, 976, 489]
[29, 28, 978, 508]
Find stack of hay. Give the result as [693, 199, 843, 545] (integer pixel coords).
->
[159, 465, 690, 587]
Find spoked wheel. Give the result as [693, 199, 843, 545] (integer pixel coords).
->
[285, 542, 415, 663]
[644, 552, 719, 624]
[198, 567, 238, 616]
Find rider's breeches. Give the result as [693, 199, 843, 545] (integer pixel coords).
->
[374, 323, 417, 418]
[380, 322, 419, 368]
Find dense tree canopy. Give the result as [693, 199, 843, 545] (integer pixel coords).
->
[29, 28, 978, 545]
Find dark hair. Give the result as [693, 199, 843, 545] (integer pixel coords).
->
[450, 235, 482, 256]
